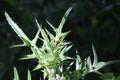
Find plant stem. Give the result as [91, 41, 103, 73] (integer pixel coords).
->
[46, 67, 56, 80]
[48, 75, 56, 80]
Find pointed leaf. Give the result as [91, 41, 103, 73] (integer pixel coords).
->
[92, 44, 98, 66]
[59, 31, 71, 41]
[86, 56, 93, 72]
[27, 70, 31, 80]
[32, 29, 40, 45]
[35, 19, 50, 43]
[35, 18, 42, 32]
[45, 28, 54, 41]
[60, 45, 72, 57]
[94, 62, 106, 71]
[66, 62, 74, 70]
[95, 60, 120, 71]
[10, 44, 25, 48]
[19, 37, 31, 46]
[20, 54, 36, 60]
[76, 54, 81, 70]
[35, 19, 47, 41]
[33, 64, 42, 71]
[58, 7, 72, 33]
[46, 20, 56, 30]
[5, 12, 30, 41]
[14, 67, 19, 80]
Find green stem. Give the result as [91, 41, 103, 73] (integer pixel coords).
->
[48, 75, 56, 80]
[46, 67, 56, 80]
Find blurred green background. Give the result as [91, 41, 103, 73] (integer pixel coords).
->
[0, 0, 120, 80]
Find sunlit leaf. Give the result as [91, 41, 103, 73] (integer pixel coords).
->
[33, 64, 42, 71]
[32, 29, 40, 45]
[92, 44, 98, 66]
[58, 7, 72, 33]
[5, 12, 30, 45]
[46, 20, 56, 31]
[20, 54, 36, 60]
[95, 60, 120, 71]
[13, 67, 19, 80]
[76, 54, 81, 70]
[27, 70, 31, 80]
[86, 56, 93, 72]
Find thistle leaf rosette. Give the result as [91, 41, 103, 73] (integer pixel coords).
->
[5, 7, 72, 79]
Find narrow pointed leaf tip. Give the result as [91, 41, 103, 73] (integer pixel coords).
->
[32, 28, 40, 45]
[35, 18, 42, 31]
[19, 54, 36, 60]
[46, 20, 56, 30]
[92, 44, 98, 66]
[14, 67, 19, 80]
[5, 12, 31, 47]
[58, 7, 73, 33]
[10, 44, 25, 48]
[5, 12, 29, 41]
[27, 70, 31, 80]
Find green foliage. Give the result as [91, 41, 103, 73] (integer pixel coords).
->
[5, 12, 31, 47]
[101, 72, 120, 80]
[13, 67, 31, 80]
[27, 70, 32, 80]
[61, 45, 120, 80]
[5, 7, 120, 80]
[6, 7, 73, 80]
[13, 67, 19, 80]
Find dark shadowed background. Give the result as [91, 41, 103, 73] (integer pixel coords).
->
[0, 0, 120, 80]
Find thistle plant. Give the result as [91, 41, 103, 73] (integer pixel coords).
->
[5, 7, 120, 80]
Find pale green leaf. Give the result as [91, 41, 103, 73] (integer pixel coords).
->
[46, 20, 56, 30]
[92, 44, 98, 66]
[19, 37, 31, 47]
[13, 67, 19, 80]
[27, 70, 31, 80]
[10, 44, 25, 48]
[30, 46, 41, 60]
[76, 54, 81, 70]
[35, 19, 50, 42]
[5, 12, 30, 41]
[94, 62, 106, 71]
[59, 31, 71, 41]
[35, 18, 42, 31]
[60, 45, 72, 57]
[86, 56, 93, 72]
[32, 29, 40, 45]
[20, 54, 36, 60]
[95, 60, 120, 71]
[33, 64, 42, 71]
[42, 69, 48, 79]
[58, 7, 72, 33]
[66, 62, 74, 70]
[45, 28, 54, 41]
